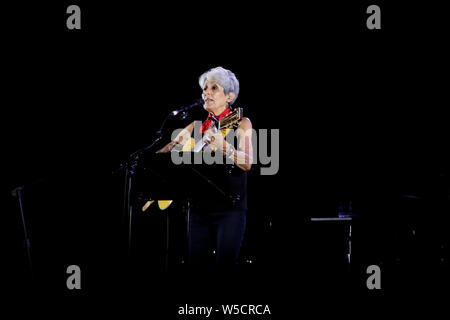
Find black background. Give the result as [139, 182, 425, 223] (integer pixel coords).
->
[2, 1, 449, 318]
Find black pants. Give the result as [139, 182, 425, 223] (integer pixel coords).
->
[188, 209, 246, 284]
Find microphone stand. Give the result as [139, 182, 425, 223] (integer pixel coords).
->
[116, 109, 182, 259]
[11, 185, 33, 281]
[115, 100, 214, 275]
[118, 121, 166, 257]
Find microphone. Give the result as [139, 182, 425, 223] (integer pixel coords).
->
[171, 99, 204, 116]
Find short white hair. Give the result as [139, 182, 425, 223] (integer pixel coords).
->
[198, 66, 240, 105]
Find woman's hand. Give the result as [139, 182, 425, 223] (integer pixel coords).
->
[156, 141, 178, 153]
[203, 129, 227, 152]
[156, 121, 195, 153]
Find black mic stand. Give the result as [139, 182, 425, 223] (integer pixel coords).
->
[119, 123, 165, 257]
[116, 109, 181, 258]
[11, 185, 33, 281]
[115, 101, 225, 276]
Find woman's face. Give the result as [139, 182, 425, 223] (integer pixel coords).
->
[202, 79, 233, 115]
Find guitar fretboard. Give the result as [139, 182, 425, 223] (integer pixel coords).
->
[218, 108, 242, 130]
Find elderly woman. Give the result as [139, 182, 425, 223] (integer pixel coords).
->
[157, 66, 253, 283]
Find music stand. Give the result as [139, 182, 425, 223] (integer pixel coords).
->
[127, 152, 232, 275]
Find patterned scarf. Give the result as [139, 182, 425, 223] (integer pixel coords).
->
[199, 107, 231, 134]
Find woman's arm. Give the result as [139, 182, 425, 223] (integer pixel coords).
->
[229, 117, 253, 171]
[156, 121, 195, 153]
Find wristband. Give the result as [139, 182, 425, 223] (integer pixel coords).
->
[225, 145, 235, 158]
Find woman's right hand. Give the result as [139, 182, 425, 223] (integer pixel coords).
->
[156, 141, 177, 153]
[155, 121, 194, 153]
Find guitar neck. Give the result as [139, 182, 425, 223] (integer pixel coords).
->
[218, 108, 243, 130]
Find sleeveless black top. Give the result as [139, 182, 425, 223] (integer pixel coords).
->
[191, 132, 248, 213]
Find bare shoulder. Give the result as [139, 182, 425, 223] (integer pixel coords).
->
[238, 117, 252, 130]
